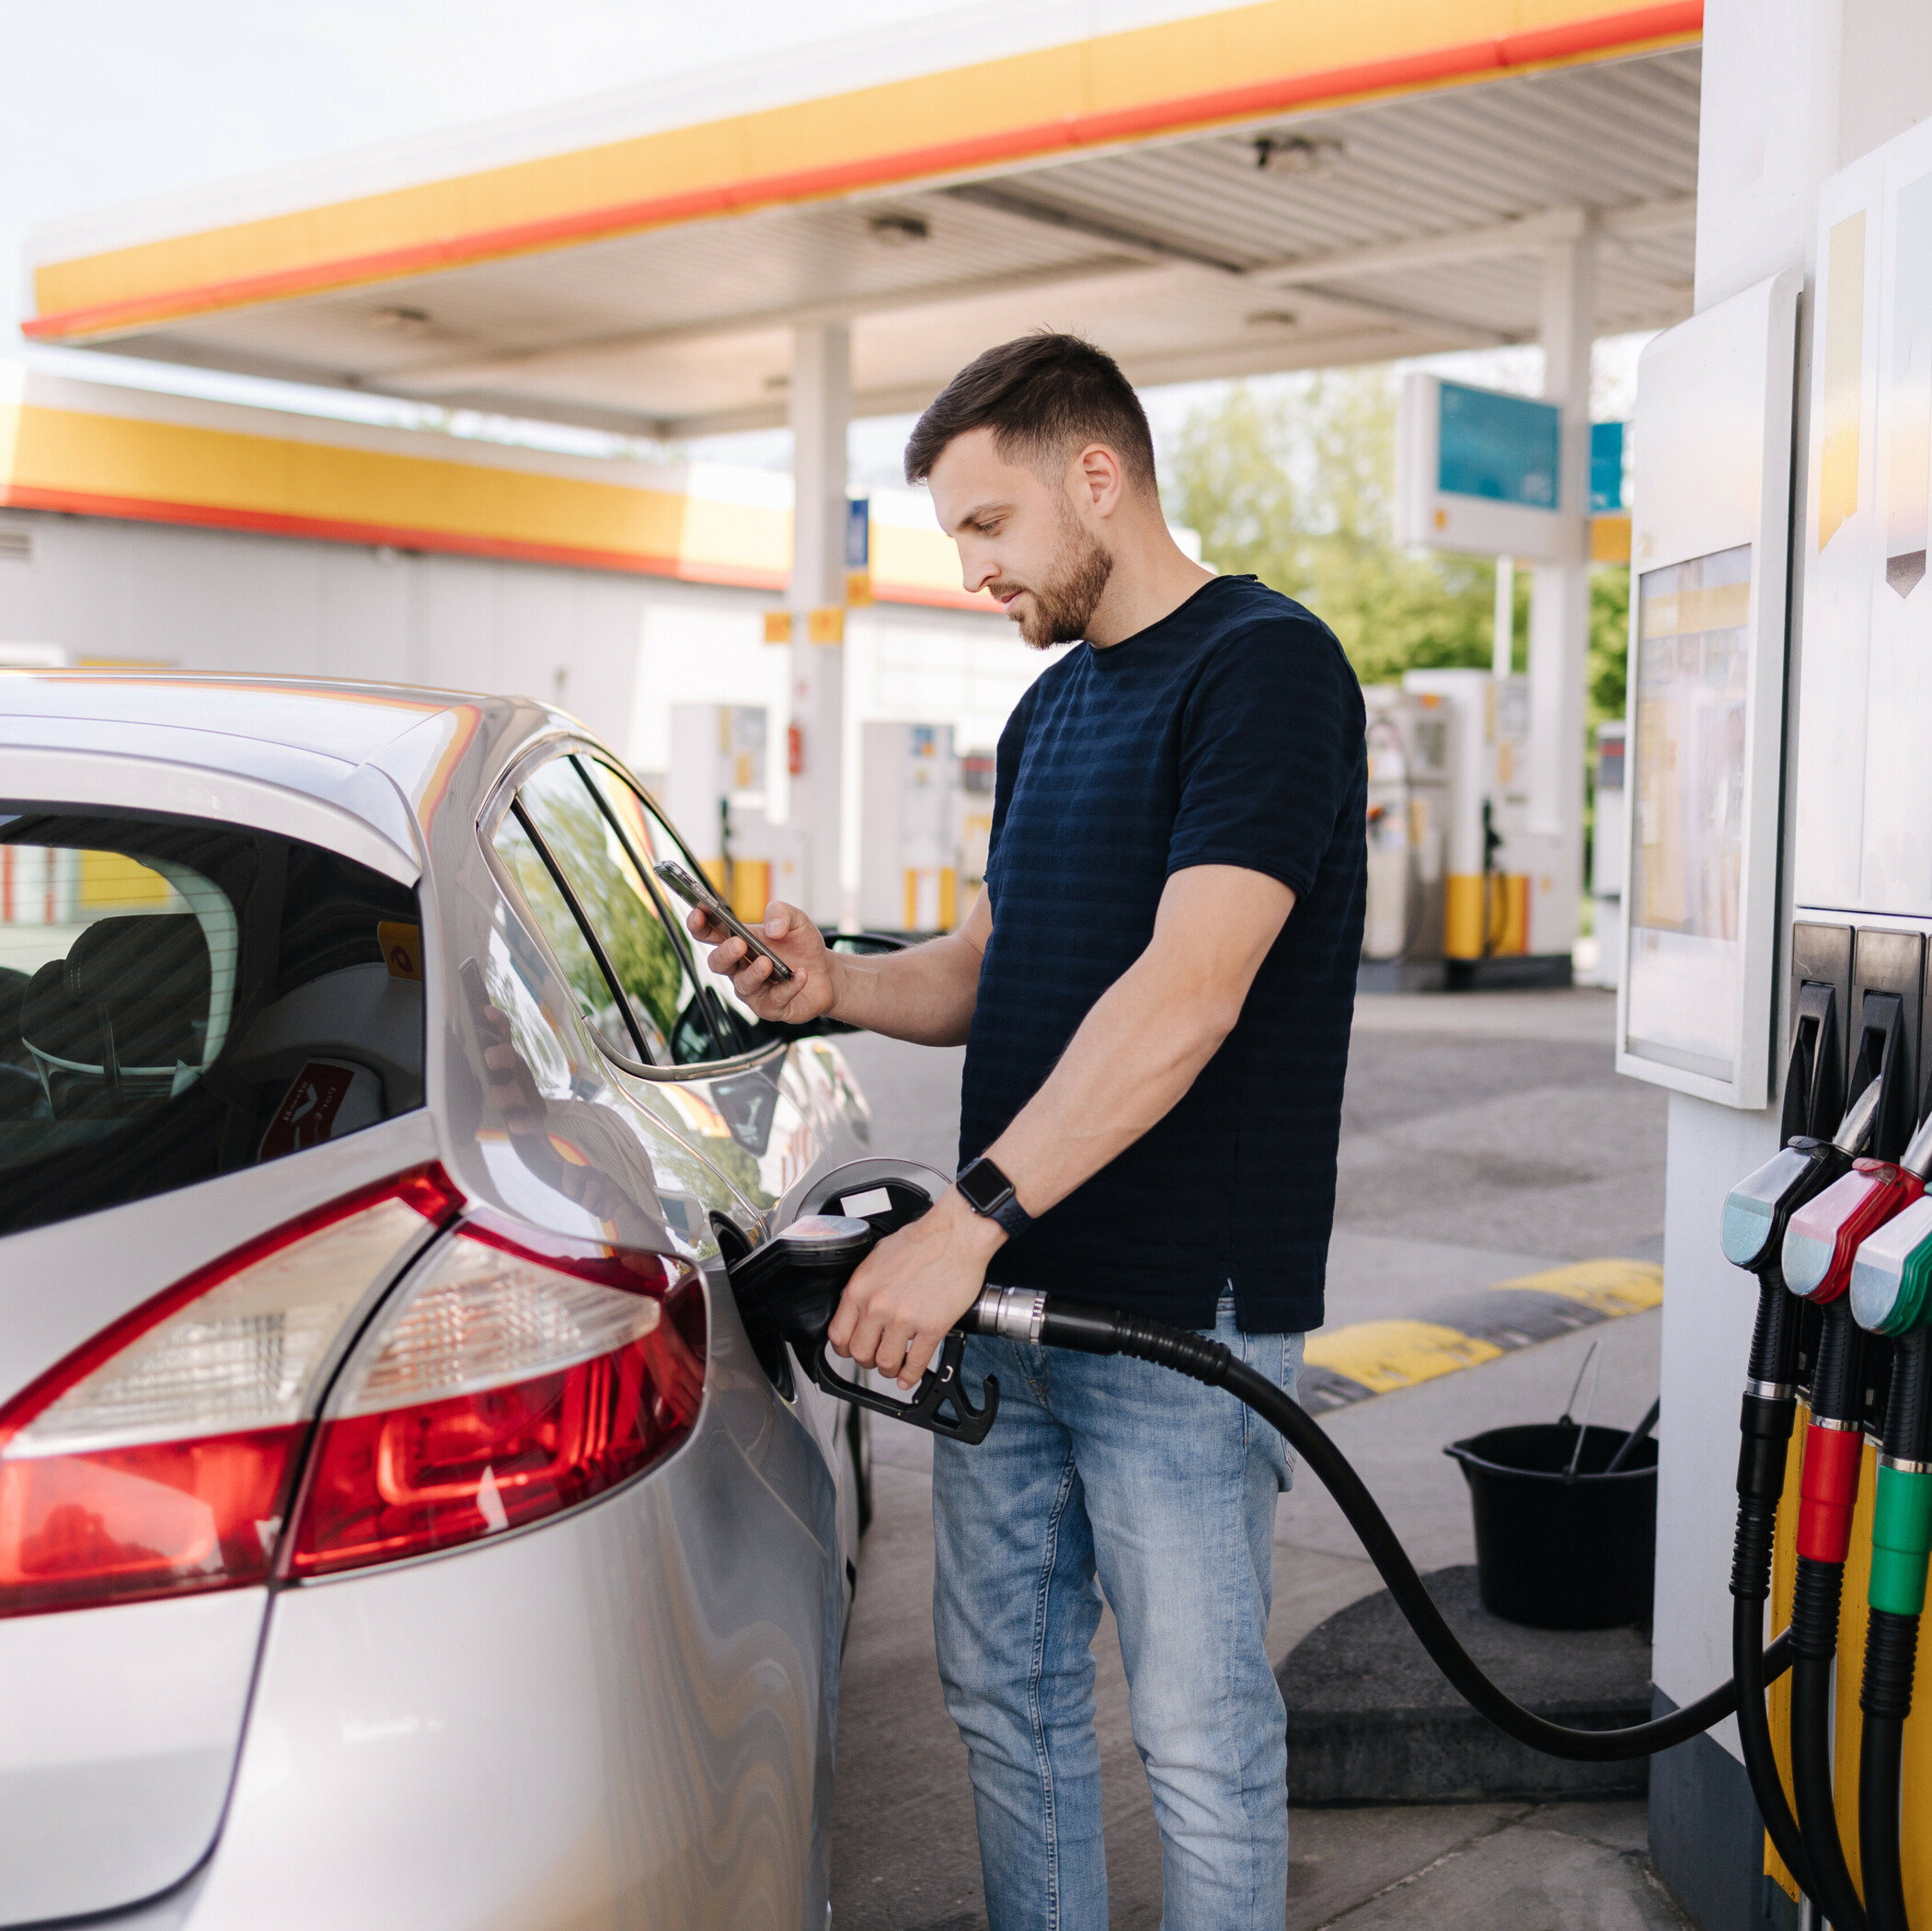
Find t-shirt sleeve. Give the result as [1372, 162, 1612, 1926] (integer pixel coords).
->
[1167, 615, 1363, 898]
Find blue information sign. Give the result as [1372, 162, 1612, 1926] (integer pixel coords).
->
[1436, 383, 1560, 510]
[1590, 420, 1627, 513]
[845, 497, 870, 571]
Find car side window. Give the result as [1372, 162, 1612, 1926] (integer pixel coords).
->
[491, 802, 645, 1063]
[509, 758, 724, 1066]
[576, 758, 765, 1050]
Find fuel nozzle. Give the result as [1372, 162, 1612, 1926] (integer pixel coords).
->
[1727, 1080, 1883, 1616]
[1784, 1096, 1903, 1569]
[730, 1213, 880, 1358]
[1850, 1109, 1932, 1338]
[1780, 1079, 1910, 1304]
[726, 1214, 999, 1443]
[1721, 1076, 1882, 1275]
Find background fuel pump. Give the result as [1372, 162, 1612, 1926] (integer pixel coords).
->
[1363, 670, 1569, 990]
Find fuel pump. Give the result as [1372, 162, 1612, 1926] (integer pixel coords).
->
[1719, 1073, 1883, 1901]
[729, 1167, 1793, 1779]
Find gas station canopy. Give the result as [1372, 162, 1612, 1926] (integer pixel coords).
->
[23, 2, 1701, 439]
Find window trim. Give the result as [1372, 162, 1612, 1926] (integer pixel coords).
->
[477, 738, 791, 1085]
[565, 755, 734, 1063]
[571, 753, 787, 1056]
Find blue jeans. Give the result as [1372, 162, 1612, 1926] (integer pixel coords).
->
[931, 1295, 1304, 1931]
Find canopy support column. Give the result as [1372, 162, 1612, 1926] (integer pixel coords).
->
[788, 322, 852, 928]
[1527, 224, 1597, 962]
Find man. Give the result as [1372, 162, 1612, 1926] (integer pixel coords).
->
[690, 333, 1365, 1930]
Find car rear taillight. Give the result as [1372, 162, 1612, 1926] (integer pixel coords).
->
[287, 1223, 706, 1577]
[0, 1168, 457, 1617]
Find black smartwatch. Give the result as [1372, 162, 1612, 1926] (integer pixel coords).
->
[956, 1156, 1032, 1238]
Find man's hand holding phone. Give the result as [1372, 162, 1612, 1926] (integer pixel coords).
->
[688, 899, 840, 1026]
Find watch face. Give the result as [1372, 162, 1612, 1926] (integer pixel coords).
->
[959, 1159, 1012, 1213]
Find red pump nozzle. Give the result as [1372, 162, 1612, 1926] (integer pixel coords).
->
[1781, 1098, 1925, 1297]
[1782, 1102, 1932, 1303]
[1783, 1161, 1924, 1302]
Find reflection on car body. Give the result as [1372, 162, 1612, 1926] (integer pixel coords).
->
[0, 674, 880, 1931]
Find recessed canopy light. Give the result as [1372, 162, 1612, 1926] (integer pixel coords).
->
[1253, 134, 1344, 176]
[868, 213, 930, 247]
[1245, 310, 1300, 329]
[369, 306, 431, 335]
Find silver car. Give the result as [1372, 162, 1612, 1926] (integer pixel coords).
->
[0, 673, 903, 1929]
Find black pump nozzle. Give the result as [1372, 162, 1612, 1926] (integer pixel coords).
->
[727, 1214, 1000, 1443]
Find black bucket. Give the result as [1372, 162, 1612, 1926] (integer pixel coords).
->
[1443, 1423, 1659, 1630]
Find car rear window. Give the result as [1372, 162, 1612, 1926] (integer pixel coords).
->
[0, 807, 425, 1238]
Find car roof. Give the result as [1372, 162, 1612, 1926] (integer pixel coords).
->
[0, 671, 479, 764]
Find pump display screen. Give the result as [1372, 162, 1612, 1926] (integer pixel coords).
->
[1625, 546, 1753, 1082]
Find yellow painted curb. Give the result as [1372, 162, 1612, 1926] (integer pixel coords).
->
[1489, 1259, 1665, 1316]
[1305, 1319, 1505, 1395]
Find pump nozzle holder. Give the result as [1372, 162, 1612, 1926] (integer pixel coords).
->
[1781, 1160, 1924, 1302]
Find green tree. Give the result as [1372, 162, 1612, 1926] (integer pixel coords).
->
[1167, 371, 1633, 707]
[1589, 563, 1630, 734]
[1167, 371, 1501, 682]
[1167, 369, 1636, 910]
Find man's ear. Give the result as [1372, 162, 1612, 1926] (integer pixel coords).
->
[1068, 443, 1124, 518]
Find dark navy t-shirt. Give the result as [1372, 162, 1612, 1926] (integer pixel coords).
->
[959, 573, 1366, 1334]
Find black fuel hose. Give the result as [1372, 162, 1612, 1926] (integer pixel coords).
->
[1731, 1277, 1818, 1901]
[1858, 1609, 1916, 1931]
[1790, 1560, 1866, 1931]
[1734, 1594, 1814, 1901]
[967, 1291, 1792, 1763]
[1858, 1328, 1930, 1931]
[1786, 1303, 1872, 1931]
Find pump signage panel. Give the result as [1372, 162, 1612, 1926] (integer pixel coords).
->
[1790, 119, 1932, 922]
[1624, 546, 1754, 1081]
[1615, 270, 1801, 1109]
[1397, 374, 1567, 559]
[1591, 421, 1627, 514]
[845, 496, 872, 606]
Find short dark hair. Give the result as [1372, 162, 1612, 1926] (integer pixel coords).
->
[903, 333, 1157, 491]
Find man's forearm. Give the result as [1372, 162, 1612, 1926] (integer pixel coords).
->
[828, 927, 984, 1046]
[982, 952, 1231, 1210]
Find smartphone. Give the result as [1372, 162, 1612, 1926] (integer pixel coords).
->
[653, 861, 796, 983]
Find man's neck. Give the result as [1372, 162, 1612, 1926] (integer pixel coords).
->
[1083, 524, 1216, 648]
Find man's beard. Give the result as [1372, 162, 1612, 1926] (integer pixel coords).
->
[995, 508, 1113, 649]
